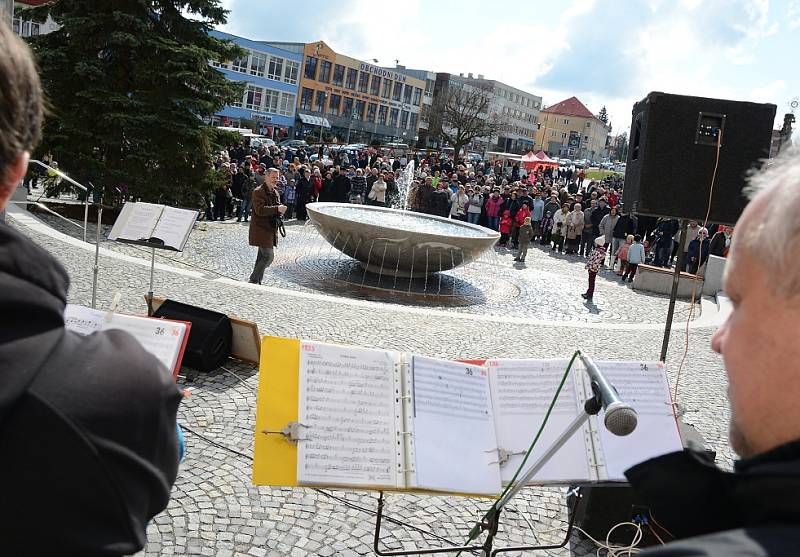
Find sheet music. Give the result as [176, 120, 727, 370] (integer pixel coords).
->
[410, 356, 501, 495]
[488, 359, 594, 484]
[64, 304, 187, 375]
[297, 341, 400, 488]
[108, 202, 163, 242]
[151, 206, 197, 251]
[588, 361, 683, 481]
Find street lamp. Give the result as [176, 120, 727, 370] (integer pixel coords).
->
[318, 91, 328, 143]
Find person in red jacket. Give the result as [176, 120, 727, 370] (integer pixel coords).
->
[498, 210, 513, 247]
[310, 167, 323, 201]
[485, 190, 504, 231]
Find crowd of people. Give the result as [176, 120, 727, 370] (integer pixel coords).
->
[213, 140, 734, 297]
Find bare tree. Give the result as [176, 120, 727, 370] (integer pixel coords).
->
[428, 82, 505, 162]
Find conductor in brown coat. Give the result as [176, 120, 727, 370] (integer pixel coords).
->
[248, 167, 287, 284]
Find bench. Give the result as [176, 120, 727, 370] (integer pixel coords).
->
[632, 264, 704, 298]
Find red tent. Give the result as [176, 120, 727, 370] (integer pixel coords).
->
[522, 151, 559, 172]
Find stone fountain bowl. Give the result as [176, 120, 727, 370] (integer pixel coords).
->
[306, 203, 500, 277]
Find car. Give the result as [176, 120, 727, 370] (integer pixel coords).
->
[279, 139, 308, 149]
[250, 137, 275, 149]
[559, 158, 573, 167]
[600, 162, 614, 170]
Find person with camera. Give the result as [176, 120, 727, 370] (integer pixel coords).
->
[248, 167, 287, 284]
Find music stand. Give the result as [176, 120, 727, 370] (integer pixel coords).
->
[372, 393, 603, 556]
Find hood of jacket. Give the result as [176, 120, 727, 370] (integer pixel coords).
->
[0, 222, 70, 426]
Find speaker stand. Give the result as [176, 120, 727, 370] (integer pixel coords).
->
[660, 220, 689, 362]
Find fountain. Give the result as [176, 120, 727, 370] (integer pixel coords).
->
[306, 199, 500, 278]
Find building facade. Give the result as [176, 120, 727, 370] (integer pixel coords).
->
[469, 76, 542, 153]
[207, 30, 301, 139]
[265, 41, 427, 145]
[534, 96, 610, 160]
[9, 0, 59, 37]
[388, 66, 436, 147]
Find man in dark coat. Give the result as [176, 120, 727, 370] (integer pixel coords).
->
[248, 168, 287, 284]
[627, 150, 800, 556]
[0, 24, 182, 555]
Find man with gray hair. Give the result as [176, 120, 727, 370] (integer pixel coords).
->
[628, 148, 800, 555]
[248, 167, 286, 284]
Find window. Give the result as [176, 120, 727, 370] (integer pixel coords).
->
[319, 60, 332, 83]
[402, 85, 412, 104]
[230, 91, 243, 108]
[412, 87, 422, 106]
[231, 52, 249, 73]
[563, 118, 570, 125]
[333, 64, 345, 86]
[30, 22, 40, 36]
[249, 52, 266, 77]
[370, 76, 381, 96]
[329, 94, 341, 116]
[267, 56, 283, 80]
[263, 89, 279, 113]
[210, 59, 222, 68]
[245, 85, 264, 110]
[586, 122, 591, 128]
[342, 97, 354, 119]
[392, 81, 402, 101]
[381, 79, 392, 99]
[561, 132, 568, 138]
[515, 94, 520, 103]
[378, 105, 388, 125]
[316, 90, 327, 112]
[345, 68, 357, 90]
[300, 87, 314, 111]
[400, 110, 409, 129]
[409, 113, 418, 130]
[354, 100, 366, 121]
[584, 135, 589, 141]
[304, 56, 318, 80]
[358, 72, 370, 93]
[424, 79, 434, 96]
[367, 103, 377, 123]
[389, 108, 399, 127]
[277, 91, 293, 115]
[283, 60, 299, 84]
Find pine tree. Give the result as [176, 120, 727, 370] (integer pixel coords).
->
[597, 106, 609, 125]
[27, 0, 245, 202]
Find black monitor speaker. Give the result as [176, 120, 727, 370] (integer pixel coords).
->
[153, 300, 232, 372]
[622, 92, 775, 225]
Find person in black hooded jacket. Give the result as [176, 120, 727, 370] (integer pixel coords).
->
[0, 24, 182, 556]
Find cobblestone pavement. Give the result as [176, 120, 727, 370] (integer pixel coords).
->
[32, 209, 699, 325]
[8, 206, 731, 557]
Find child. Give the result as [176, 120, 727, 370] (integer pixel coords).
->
[615, 234, 633, 276]
[515, 216, 534, 263]
[499, 210, 512, 247]
[622, 234, 645, 283]
[282, 179, 297, 220]
[551, 221, 565, 253]
[539, 210, 553, 246]
[582, 236, 607, 301]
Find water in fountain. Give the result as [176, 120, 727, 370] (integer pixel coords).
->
[314, 204, 491, 237]
[393, 160, 416, 210]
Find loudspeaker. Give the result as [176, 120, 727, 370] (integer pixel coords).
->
[153, 300, 232, 372]
[622, 92, 776, 225]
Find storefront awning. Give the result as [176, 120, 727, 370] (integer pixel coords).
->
[298, 113, 331, 128]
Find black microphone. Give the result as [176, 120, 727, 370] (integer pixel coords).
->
[578, 352, 638, 436]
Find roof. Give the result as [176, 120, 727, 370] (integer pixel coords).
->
[542, 96, 597, 120]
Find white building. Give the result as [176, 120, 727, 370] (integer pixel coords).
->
[462, 75, 542, 153]
[9, 1, 59, 37]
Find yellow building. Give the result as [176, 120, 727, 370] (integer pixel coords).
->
[534, 97, 610, 161]
[268, 41, 427, 144]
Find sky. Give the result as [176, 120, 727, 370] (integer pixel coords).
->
[215, 0, 799, 135]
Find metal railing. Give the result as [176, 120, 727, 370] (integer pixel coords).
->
[29, 159, 91, 242]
